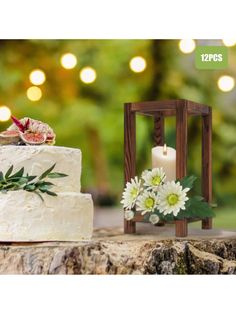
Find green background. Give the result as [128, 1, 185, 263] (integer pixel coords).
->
[0, 40, 235, 228]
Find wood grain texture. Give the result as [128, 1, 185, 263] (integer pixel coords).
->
[133, 212, 201, 224]
[124, 103, 136, 233]
[175, 101, 188, 236]
[202, 107, 213, 229]
[176, 100, 188, 178]
[131, 100, 176, 112]
[186, 100, 210, 115]
[154, 114, 165, 146]
[130, 99, 209, 116]
[153, 114, 165, 226]
[1, 231, 236, 274]
[175, 219, 188, 237]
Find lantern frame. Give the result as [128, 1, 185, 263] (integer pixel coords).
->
[124, 99, 212, 237]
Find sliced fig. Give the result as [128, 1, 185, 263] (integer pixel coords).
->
[20, 132, 47, 145]
[0, 130, 20, 145]
[0, 130, 20, 137]
[47, 132, 54, 140]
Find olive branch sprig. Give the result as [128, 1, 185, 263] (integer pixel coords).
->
[0, 163, 68, 201]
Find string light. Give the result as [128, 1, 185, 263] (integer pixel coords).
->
[60, 53, 77, 69]
[217, 75, 235, 92]
[222, 39, 236, 47]
[27, 86, 42, 101]
[80, 67, 97, 84]
[0, 106, 11, 122]
[29, 69, 46, 85]
[179, 39, 196, 54]
[129, 56, 146, 73]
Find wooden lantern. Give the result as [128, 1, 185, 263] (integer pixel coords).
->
[124, 99, 212, 237]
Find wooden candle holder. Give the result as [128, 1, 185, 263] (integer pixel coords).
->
[124, 99, 212, 237]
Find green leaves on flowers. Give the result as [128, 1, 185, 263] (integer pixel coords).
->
[0, 164, 68, 201]
[178, 175, 197, 190]
[181, 196, 215, 219]
[139, 174, 216, 223]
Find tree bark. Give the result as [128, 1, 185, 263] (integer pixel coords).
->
[1, 228, 236, 274]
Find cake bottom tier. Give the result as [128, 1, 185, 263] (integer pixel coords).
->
[0, 191, 93, 242]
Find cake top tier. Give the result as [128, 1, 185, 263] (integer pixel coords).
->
[0, 145, 82, 193]
[0, 144, 81, 153]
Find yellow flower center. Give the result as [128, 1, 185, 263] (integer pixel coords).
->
[167, 193, 179, 206]
[145, 197, 155, 209]
[131, 188, 138, 198]
[151, 176, 161, 186]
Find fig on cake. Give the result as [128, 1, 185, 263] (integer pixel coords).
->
[0, 130, 20, 145]
[20, 132, 47, 145]
[0, 116, 56, 145]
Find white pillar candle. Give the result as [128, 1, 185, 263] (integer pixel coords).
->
[152, 144, 176, 182]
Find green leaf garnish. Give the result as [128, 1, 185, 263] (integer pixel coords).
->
[47, 172, 68, 179]
[39, 163, 56, 180]
[0, 164, 67, 201]
[10, 167, 25, 179]
[24, 184, 36, 191]
[27, 176, 37, 182]
[5, 165, 14, 179]
[45, 190, 57, 196]
[33, 191, 44, 201]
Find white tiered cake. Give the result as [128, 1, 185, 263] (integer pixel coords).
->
[0, 144, 93, 241]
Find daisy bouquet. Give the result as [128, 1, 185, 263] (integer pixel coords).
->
[121, 168, 215, 224]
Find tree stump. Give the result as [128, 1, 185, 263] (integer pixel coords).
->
[0, 227, 236, 274]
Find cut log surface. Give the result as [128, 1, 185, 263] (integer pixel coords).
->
[1, 227, 236, 274]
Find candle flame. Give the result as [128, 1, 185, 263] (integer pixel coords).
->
[163, 144, 167, 156]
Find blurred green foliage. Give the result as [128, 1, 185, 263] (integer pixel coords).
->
[0, 39, 235, 210]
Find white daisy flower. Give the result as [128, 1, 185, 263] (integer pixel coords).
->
[149, 214, 160, 225]
[136, 190, 158, 215]
[121, 176, 142, 210]
[142, 167, 166, 191]
[124, 210, 135, 221]
[157, 181, 190, 216]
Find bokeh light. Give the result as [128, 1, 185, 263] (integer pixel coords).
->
[29, 69, 46, 85]
[129, 56, 146, 73]
[179, 39, 196, 54]
[217, 75, 235, 92]
[26, 86, 42, 101]
[222, 39, 236, 47]
[60, 53, 77, 69]
[80, 67, 97, 84]
[0, 106, 11, 122]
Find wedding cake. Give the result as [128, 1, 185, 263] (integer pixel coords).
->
[0, 117, 93, 241]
